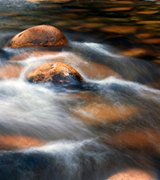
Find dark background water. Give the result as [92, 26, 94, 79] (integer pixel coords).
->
[0, 0, 160, 62]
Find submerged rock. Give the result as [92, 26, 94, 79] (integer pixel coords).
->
[10, 51, 60, 61]
[26, 62, 84, 87]
[72, 103, 139, 125]
[0, 64, 23, 79]
[9, 51, 121, 80]
[0, 135, 45, 151]
[8, 25, 68, 48]
[27, 0, 71, 2]
[106, 169, 156, 180]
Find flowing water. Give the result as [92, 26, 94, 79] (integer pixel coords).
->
[0, 0, 160, 180]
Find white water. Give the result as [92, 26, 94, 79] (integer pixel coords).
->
[0, 42, 160, 179]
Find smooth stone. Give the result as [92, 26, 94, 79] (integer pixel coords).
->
[26, 62, 84, 86]
[8, 25, 68, 48]
[106, 169, 157, 180]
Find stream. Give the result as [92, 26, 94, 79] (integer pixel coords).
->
[0, 0, 160, 180]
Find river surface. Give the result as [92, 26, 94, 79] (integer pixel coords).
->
[0, 0, 160, 180]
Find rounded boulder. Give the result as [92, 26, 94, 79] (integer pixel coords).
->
[9, 25, 68, 48]
[26, 62, 84, 87]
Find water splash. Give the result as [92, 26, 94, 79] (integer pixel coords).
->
[0, 79, 93, 140]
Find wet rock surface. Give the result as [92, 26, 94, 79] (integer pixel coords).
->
[26, 62, 84, 87]
[106, 169, 157, 180]
[8, 25, 68, 48]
